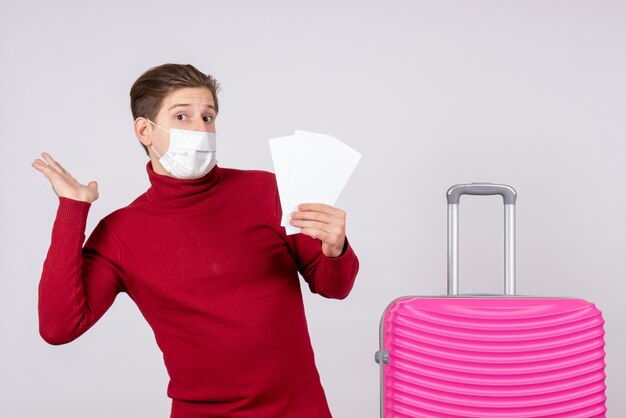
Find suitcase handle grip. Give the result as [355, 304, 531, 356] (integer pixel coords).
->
[446, 183, 517, 296]
[447, 183, 517, 205]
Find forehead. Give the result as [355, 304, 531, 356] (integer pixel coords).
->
[160, 87, 215, 112]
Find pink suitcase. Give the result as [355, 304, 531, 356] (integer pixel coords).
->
[376, 184, 607, 417]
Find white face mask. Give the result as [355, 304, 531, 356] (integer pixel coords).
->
[148, 120, 217, 180]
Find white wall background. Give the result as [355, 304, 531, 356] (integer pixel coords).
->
[1, 0, 625, 416]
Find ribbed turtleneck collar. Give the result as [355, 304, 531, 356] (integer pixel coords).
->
[145, 161, 223, 203]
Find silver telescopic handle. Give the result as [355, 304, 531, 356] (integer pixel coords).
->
[446, 183, 517, 296]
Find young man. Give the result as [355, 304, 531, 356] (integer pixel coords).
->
[32, 63, 359, 418]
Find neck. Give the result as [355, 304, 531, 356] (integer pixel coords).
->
[148, 152, 170, 177]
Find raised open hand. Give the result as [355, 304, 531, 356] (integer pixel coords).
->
[32, 152, 99, 203]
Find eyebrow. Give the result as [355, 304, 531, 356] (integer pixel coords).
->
[168, 103, 216, 112]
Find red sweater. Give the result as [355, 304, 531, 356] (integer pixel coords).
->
[38, 162, 359, 418]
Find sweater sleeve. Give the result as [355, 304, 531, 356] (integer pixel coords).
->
[274, 187, 360, 299]
[287, 233, 359, 299]
[38, 197, 125, 345]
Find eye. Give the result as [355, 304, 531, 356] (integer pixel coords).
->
[176, 114, 187, 121]
[203, 115, 214, 123]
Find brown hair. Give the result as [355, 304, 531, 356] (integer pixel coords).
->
[130, 63, 220, 155]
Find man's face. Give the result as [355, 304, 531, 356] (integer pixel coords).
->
[149, 86, 217, 160]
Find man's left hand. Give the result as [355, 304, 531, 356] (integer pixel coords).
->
[290, 203, 346, 258]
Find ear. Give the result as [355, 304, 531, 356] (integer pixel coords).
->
[134, 117, 152, 147]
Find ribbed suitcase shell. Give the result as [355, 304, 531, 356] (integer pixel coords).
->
[380, 297, 606, 417]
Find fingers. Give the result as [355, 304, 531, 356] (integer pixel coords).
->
[288, 203, 347, 257]
[291, 204, 346, 223]
[32, 153, 74, 181]
[299, 226, 333, 242]
[299, 225, 346, 258]
[291, 219, 344, 244]
[31, 159, 46, 170]
[290, 219, 333, 235]
[290, 204, 346, 225]
[291, 210, 332, 224]
[41, 152, 66, 174]
[297, 203, 345, 217]
[31, 153, 99, 203]
[31, 158, 55, 178]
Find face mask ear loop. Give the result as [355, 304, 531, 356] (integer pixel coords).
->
[151, 145, 163, 159]
[147, 119, 168, 159]
[147, 119, 170, 133]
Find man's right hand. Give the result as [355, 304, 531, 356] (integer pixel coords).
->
[32, 152, 99, 203]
